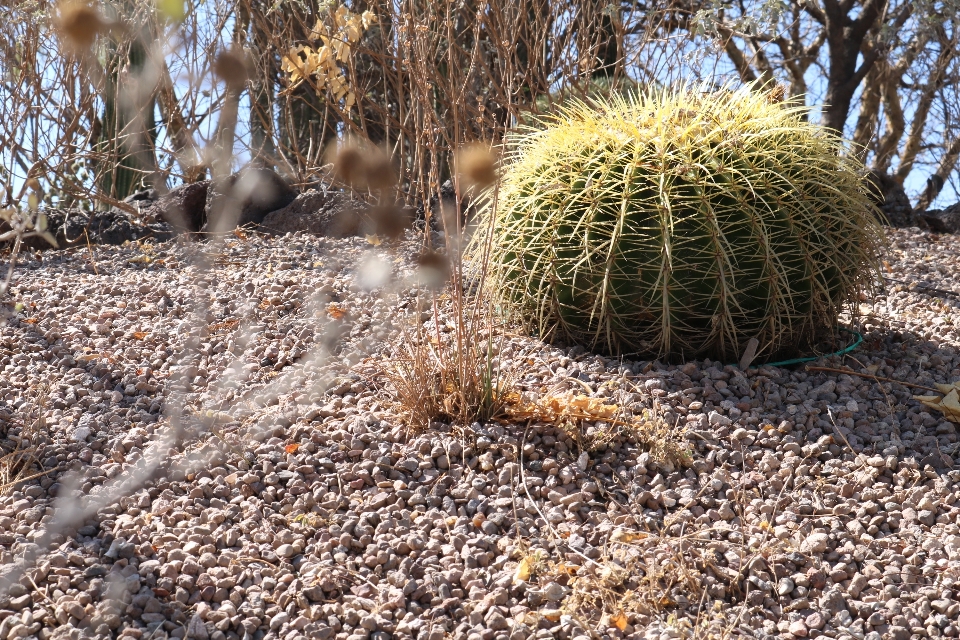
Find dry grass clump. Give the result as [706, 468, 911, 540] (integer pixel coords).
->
[0, 386, 53, 495]
[382, 312, 516, 431]
[378, 143, 512, 432]
[510, 491, 795, 638]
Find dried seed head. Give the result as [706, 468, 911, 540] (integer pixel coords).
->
[456, 144, 497, 189]
[364, 151, 397, 191]
[438, 200, 460, 233]
[326, 208, 363, 238]
[325, 140, 396, 191]
[213, 46, 248, 91]
[367, 203, 413, 240]
[327, 142, 366, 187]
[56, 0, 105, 50]
[767, 84, 786, 104]
[415, 250, 450, 289]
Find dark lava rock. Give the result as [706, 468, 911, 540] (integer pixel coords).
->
[4, 208, 174, 250]
[204, 168, 297, 234]
[259, 189, 364, 238]
[917, 202, 960, 234]
[864, 169, 916, 228]
[112, 188, 160, 215]
[142, 181, 209, 233]
[65, 210, 174, 246]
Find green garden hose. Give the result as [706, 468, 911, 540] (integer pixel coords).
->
[739, 327, 863, 369]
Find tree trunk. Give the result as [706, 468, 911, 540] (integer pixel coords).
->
[851, 65, 882, 162]
[820, 0, 880, 133]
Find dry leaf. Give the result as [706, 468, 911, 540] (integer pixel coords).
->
[611, 612, 628, 631]
[914, 380, 960, 423]
[327, 303, 347, 320]
[285, 443, 300, 454]
[133, 331, 148, 340]
[611, 529, 648, 543]
[766, 83, 786, 104]
[208, 319, 240, 333]
[541, 392, 618, 419]
[514, 556, 533, 583]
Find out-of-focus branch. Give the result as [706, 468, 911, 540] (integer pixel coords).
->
[716, 21, 758, 83]
[852, 64, 882, 162]
[157, 61, 206, 183]
[916, 135, 960, 211]
[897, 26, 958, 184]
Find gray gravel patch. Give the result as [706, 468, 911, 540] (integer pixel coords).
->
[1, 227, 960, 640]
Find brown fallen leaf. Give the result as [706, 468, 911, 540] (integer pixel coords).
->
[611, 612, 628, 631]
[611, 529, 648, 543]
[514, 556, 533, 583]
[915, 381, 960, 423]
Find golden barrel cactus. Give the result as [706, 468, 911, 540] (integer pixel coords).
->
[473, 84, 885, 362]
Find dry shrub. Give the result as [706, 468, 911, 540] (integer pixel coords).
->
[383, 311, 515, 430]
[0, 386, 50, 495]
[511, 494, 793, 638]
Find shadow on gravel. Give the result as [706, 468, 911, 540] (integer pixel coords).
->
[798, 325, 960, 477]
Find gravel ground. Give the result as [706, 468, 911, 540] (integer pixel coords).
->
[2, 227, 960, 640]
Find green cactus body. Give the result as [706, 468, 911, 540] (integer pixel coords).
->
[475, 85, 884, 362]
